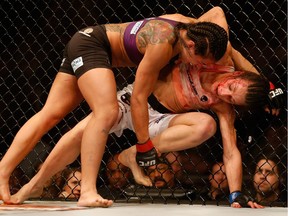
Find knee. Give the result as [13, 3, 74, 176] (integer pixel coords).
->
[107, 106, 119, 126]
[38, 108, 64, 128]
[199, 115, 217, 139]
[92, 104, 119, 129]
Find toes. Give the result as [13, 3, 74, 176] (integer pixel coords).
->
[77, 197, 114, 208]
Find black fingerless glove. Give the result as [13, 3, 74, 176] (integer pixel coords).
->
[136, 138, 157, 167]
[266, 83, 285, 110]
[229, 191, 252, 207]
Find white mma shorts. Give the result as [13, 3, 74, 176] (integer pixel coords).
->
[110, 84, 178, 138]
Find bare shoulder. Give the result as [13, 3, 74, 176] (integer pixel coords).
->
[104, 23, 129, 33]
[159, 13, 197, 24]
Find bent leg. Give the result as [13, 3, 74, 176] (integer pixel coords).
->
[10, 113, 91, 204]
[0, 72, 83, 203]
[77, 69, 118, 207]
[153, 112, 216, 153]
[120, 112, 216, 186]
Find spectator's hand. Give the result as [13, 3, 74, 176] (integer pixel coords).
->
[264, 85, 285, 116]
[229, 191, 264, 208]
[136, 139, 158, 167]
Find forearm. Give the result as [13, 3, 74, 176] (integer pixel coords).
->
[131, 96, 150, 143]
[223, 147, 243, 193]
[215, 105, 243, 193]
[232, 48, 259, 73]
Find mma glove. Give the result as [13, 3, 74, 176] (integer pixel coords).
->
[266, 82, 285, 111]
[229, 191, 252, 207]
[136, 138, 157, 167]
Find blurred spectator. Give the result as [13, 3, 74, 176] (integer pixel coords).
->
[198, 162, 229, 202]
[253, 156, 287, 206]
[178, 151, 210, 175]
[59, 167, 81, 199]
[176, 150, 210, 187]
[146, 156, 175, 188]
[106, 153, 132, 190]
[208, 162, 229, 200]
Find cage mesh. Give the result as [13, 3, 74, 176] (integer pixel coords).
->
[1, 0, 287, 207]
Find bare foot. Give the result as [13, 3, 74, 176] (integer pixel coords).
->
[10, 183, 43, 204]
[0, 179, 11, 203]
[77, 192, 113, 207]
[118, 147, 152, 186]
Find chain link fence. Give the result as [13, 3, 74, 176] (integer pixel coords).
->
[1, 0, 287, 207]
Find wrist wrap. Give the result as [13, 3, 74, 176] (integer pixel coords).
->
[136, 138, 157, 167]
[269, 81, 275, 90]
[229, 191, 252, 207]
[229, 191, 242, 204]
[136, 138, 154, 152]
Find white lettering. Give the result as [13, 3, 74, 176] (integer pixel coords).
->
[139, 160, 156, 167]
[71, 57, 83, 72]
[78, 31, 91, 37]
[130, 21, 144, 34]
[270, 88, 283, 98]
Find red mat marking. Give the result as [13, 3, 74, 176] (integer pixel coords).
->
[0, 203, 87, 211]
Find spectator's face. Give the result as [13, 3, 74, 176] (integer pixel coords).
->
[62, 171, 81, 198]
[147, 163, 175, 188]
[106, 157, 130, 189]
[253, 159, 280, 194]
[209, 163, 228, 190]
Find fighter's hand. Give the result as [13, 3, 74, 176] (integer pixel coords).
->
[264, 106, 280, 116]
[136, 139, 158, 167]
[231, 200, 264, 209]
[265, 84, 285, 116]
[229, 191, 264, 209]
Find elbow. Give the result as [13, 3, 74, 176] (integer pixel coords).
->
[200, 115, 217, 139]
[211, 6, 225, 18]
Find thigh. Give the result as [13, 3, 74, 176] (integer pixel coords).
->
[148, 110, 178, 139]
[168, 111, 214, 127]
[42, 72, 83, 117]
[77, 68, 118, 113]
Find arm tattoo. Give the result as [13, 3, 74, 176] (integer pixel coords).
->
[137, 21, 175, 48]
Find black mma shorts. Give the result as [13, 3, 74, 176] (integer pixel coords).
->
[59, 25, 112, 78]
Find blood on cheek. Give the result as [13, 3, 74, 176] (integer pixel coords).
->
[217, 80, 228, 93]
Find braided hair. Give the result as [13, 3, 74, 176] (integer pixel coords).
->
[175, 22, 228, 61]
